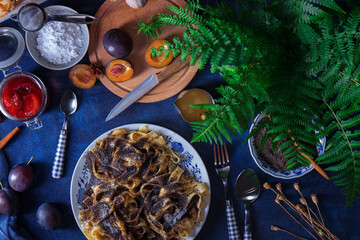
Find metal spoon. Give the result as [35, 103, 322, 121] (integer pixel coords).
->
[52, 90, 78, 179]
[235, 169, 260, 240]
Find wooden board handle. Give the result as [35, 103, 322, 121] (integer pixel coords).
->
[156, 56, 191, 83]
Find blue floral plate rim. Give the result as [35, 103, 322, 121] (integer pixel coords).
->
[70, 123, 211, 240]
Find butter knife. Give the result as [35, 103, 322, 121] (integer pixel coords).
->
[105, 56, 191, 121]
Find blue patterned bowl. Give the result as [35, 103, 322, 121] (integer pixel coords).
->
[248, 114, 326, 179]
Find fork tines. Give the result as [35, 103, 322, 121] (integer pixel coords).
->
[214, 143, 230, 166]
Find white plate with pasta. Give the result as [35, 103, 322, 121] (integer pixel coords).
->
[70, 123, 211, 240]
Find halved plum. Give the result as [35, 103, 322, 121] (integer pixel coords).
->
[69, 64, 97, 89]
[22, 93, 41, 117]
[105, 59, 134, 82]
[145, 39, 173, 68]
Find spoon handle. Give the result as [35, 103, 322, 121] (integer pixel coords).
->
[226, 200, 241, 240]
[244, 205, 253, 240]
[52, 123, 67, 178]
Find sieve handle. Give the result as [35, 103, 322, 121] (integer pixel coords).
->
[47, 14, 98, 25]
[10, 14, 19, 22]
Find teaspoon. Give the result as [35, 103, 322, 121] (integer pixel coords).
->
[235, 169, 260, 240]
[52, 90, 78, 179]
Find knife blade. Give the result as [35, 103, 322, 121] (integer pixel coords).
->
[105, 56, 191, 121]
[106, 73, 158, 121]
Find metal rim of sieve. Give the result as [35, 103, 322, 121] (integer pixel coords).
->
[17, 3, 47, 32]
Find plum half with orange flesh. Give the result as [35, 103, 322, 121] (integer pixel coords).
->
[145, 39, 173, 68]
[69, 64, 97, 89]
[105, 59, 134, 82]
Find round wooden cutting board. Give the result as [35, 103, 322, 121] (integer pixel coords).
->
[89, 0, 198, 103]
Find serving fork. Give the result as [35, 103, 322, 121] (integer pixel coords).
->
[214, 144, 240, 240]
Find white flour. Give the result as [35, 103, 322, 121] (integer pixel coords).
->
[36, 21, 84, 65]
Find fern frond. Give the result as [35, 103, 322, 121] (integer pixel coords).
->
[135, 18, 162, 40]
[191, 76, 259, 143]
[318, 96, 360, 205]
[309, 0, 346, 14]
[166, 4, 204, 25]
[136, 0, 360, 206]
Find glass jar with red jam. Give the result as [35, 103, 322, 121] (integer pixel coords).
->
[0, 27, 48, 129]
[0, 72, 48, 129]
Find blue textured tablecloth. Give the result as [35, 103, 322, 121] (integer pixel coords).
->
[0, 0, 359, 239]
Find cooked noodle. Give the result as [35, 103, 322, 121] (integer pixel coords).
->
[0, 0, 16, 18]
[79, 126, 208, 240]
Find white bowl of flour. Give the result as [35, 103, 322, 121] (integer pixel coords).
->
[25, 5, 89, 70]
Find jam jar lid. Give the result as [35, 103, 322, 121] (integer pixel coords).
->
[0, 27, 25, 70]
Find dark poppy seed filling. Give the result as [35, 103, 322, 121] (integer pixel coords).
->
[79, 127, 208, 239]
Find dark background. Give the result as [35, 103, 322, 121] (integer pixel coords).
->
[0, 0, 359, 239]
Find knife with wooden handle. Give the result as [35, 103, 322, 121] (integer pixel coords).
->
[105, 56, 191, 121]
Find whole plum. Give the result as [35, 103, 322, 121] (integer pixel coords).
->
[102, 29, 133, 58]
[36, 203, 62, 230]
[8, 163, 34, 192]
[0, 187, 19, 216]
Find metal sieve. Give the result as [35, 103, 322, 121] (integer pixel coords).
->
[10, 3, 98, 32]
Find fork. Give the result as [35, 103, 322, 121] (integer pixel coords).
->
[214, 144, 241, 240]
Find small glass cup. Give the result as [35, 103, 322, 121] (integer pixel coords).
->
[0, 71, 48, 129]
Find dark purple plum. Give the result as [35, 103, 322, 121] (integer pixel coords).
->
[102, 29, 133, 58]
[36, 203, 62, 230]
[8, 163, 34, 192]
[0, 187, 18, 216]
[0, 190, 12, 216]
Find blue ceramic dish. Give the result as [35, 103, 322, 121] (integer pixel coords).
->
[248, 114, 326, 179]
